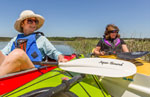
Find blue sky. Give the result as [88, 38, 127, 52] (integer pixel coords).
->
[0, 0, 150, 38]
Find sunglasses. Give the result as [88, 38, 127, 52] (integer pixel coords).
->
[108, 30, 118, 33]
[26, 19, 39, 24]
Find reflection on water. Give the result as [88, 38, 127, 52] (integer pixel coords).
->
[51, 41, 75, 55]
[0, 41, 75, 55]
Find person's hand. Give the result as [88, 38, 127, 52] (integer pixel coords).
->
[58, 54, 68, 62]
[99, 51, 105, 56]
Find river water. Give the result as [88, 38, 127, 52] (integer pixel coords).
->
[0, 41, 75, 55]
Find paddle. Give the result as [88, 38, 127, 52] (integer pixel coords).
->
[116, 51, 149, 60]
[33, 58, 136, 78]
[92, 51, 149, 60]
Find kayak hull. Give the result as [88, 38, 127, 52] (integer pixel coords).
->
[2, 68, 111, 97]
[0, 66, 56, 95]
[101, 73, 150, 97]
[0, 54, 111, 97]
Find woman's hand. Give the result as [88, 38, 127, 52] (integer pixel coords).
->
[99, 51, 105, 56]
[58, 54, 68, 62]
[93, 47, 105, 56]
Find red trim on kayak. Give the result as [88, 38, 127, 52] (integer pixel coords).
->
[0, 54, 77, 95]
[0, 66, 56, 95]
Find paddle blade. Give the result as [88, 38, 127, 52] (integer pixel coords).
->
[117, 51, 149, 60]
[59, 58, 137, 77]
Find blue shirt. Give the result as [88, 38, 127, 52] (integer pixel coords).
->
[1, 35, 62, 60]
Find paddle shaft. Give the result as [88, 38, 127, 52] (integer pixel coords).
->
[33, 61, 123, 69]
[32, 61, 108, 68]
[32, 61, 59, 67]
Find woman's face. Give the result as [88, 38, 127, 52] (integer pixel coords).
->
[109, 30, 118, 39]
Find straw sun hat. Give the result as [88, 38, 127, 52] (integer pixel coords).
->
[14, 10, 45, 33]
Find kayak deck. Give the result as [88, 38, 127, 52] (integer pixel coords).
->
[2, 68, 111, 97]
[0, 54, 111, 97]
[131, 58, 150, 76]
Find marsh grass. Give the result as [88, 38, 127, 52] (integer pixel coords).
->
[66, 39, 150, 61]
[126, 39, 150, 61]
[66, 39, 99, 57]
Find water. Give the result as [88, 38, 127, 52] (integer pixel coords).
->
[51, 41, 75, 55]
[0, 41, 8, 49]
[0, 41, 75, 55]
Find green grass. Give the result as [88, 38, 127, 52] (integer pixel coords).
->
[66, 39, 99, 57]
[0, 37, 11, 41]
[66, 39, 150, 61]
[126, 39, 150, 61]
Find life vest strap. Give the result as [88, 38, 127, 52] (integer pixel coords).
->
[14, 39, 28, 52]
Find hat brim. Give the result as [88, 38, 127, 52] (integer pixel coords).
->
[14, 14, 45, 33]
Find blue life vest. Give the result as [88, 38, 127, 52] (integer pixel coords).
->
[11, 33, 42, 68]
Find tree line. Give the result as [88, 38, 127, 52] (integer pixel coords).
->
[1, 37, 150, 41]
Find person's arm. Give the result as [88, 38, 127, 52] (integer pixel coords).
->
[93, 39, 105, 56]
[36, 36, 67, 62]
[121, 39, 129, 52]
[93, 46, 105, 56]
[122, 44, 129, 52]
[1, 37, 17, 55]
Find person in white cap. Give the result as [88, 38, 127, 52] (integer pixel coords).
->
[0, 10, 67, 76]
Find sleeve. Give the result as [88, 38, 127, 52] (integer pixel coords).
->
[96, 39, 103, 47]
[36, 36, 62, 60]
[120, 39, 126, 44]
[1, 37, 16, 55]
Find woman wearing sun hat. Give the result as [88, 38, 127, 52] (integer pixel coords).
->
[93, 24, 129, 56]
[0, 10, 67, 76]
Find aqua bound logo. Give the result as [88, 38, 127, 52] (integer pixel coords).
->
[98, 61, 123, 66]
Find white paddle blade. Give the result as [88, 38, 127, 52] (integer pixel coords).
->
[59, 58, 137, 77]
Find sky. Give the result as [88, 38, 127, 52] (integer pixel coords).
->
[0, 0, 150, 38]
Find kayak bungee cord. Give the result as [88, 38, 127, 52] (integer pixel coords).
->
[66, 71, 91, 97]
[36, 74, 85, 97]
[92, 75, 107, 97]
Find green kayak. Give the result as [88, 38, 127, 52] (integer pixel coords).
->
[1, 54, 111, 97]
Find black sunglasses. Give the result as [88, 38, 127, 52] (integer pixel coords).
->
[108, 30, 118, 33]
[26, 19, 39, 24]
